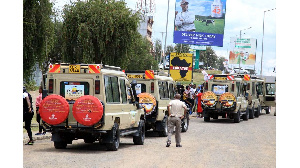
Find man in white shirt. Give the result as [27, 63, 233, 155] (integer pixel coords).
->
[166, 94, 187, 147]
[175, 0, 195, 32]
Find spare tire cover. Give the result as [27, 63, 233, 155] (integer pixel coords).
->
[39, 94, 70, 125]
[219, 92, 236, 108]
[72, 95, 103, 126]
[137, 93, 156, 115]
[201, 91, 217, 107]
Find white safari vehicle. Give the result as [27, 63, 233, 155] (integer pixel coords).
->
[39, 64, 145, 151]
[125, 70, 189, 136]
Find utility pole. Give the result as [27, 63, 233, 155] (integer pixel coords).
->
[261, 8, 276, 76]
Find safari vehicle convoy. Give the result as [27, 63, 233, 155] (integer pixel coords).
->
[201, 73, 276, 123]
[39, 63, 145, 151]
[125, 70, 189, 136]
[201, 74, 249, 123]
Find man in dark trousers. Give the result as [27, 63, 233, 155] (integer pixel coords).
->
[166, 94, 187, 147]
[23, 86, 34, 145]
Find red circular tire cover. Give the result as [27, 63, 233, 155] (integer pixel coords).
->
[39, 94, 70, 125]
[72, 95, 103, 126]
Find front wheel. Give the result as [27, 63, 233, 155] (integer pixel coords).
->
[133, 120, 145, 145]
[234, 111, 241, 123]
[181, 113, 189, 132]
[243, 108, 249, 121]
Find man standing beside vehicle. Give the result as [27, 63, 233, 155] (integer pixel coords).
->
[166, 94, 187, 147]
[23, 86, 34, 145]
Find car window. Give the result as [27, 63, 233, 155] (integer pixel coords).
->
[104, 76, 120, 103]
[120, 79, 127, 104]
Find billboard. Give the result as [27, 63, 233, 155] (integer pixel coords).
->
[169, 52, 193, 81]
[229, 37, 257, 65]
[173, 0, 227, 46]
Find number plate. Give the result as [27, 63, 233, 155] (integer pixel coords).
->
[127, 74, 143, 79]
[69, 65, 80, 73]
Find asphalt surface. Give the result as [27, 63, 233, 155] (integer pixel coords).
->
[23, 110, 276, 168]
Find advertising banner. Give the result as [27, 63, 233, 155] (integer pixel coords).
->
[169, 52, 193, 81]
[229, 37, 257, 65]
[173, 0, 227, 46]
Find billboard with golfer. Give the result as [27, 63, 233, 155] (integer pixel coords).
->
[173, 0, 227, 46]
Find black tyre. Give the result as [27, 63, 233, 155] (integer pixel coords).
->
[234, 111, 241, 123]
[106, 123, 120, 151]
[204, 117, 210, 122]
[266, 106, 270, 114]
[249, 106, 254, 119]
[254, 105, 260, 118]
[158, 116, 168, 137]
[243, 108, 249, 121]
[213, 115, 218, 120]
[181, 113, 189, 132]
[54, 141, 67, 149]
[133, 120, 145, 145]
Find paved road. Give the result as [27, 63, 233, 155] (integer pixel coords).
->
[23, 109, 276, 168]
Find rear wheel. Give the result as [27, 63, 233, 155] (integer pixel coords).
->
[106, 123, 120, 151]
[158, 116, 168, 137]
[254, 105, 260, 118]
[54, 141, 67, 149]
[204, 117, 210, 122]
[133, 120, 145, 145]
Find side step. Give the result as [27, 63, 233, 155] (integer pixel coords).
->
[120, 129, 138, 136]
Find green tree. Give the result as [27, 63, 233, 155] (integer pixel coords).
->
[174, 43, 190, 53]
[216, 56, 226, 71]
[199, 46, 218, 69]
[62, 0, 141, 67]
[23, 0, 54, 82]
[125, 36, 158, 70]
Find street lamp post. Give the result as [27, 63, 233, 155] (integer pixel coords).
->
[238, 27, 252, 74]
[261, 8, 276, 76]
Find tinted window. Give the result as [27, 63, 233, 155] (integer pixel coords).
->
[104, 76, 120, 103]
[159, 81, 169, 99]
[169, 83, 175, 99]
[120, 79, 127, 104]
[256, 82, 263, 95]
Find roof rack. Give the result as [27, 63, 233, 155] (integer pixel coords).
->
[102, 65, 121, 71]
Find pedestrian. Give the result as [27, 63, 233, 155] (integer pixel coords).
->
[166, 94, 187, 147]
[200, 68, 208, 81]
[183, 86, 192, 114]
[196, 89, 204, 118]
[175, 0, 195, 31]
[35, 86, 46, 135]
[23, 86, 34, 145]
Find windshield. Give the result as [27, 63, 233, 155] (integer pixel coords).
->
[212, 84, 228, 95]
[266, 83, 276, 95]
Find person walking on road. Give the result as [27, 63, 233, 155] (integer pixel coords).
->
[166, 94, 187, 147]
[196, 89, 203, 118]
[35, 86, 46, 135]
[23, 86, 34, 145]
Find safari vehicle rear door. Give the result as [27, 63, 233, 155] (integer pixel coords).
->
[264, 82, 276, 107]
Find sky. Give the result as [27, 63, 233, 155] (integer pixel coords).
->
[52, 0, 276, 76]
